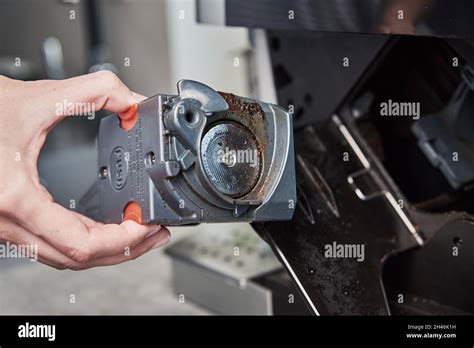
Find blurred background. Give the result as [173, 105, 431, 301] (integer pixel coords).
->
[0, 0, 306, 315]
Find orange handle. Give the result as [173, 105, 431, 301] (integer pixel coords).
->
[119, 104, 139, 131]
[123, 201, 142, 224]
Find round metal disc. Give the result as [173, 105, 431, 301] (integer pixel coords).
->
[200, 122, 261, 197]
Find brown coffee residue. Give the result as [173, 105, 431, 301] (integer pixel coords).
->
[218, 92, 264, 118]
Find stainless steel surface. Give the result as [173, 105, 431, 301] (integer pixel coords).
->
[166, 227, 281, 280]
[171, 259, 273, 315]
[166, 226, 281, 315]
[201, 122, 261, 197]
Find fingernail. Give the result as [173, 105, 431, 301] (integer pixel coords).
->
[152, 235, 170, 249]
[145, 225, 161, 238]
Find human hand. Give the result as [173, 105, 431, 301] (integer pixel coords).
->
[0, 71, 170, 270]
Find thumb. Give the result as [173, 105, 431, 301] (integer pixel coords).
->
[32, 71, 142, 126]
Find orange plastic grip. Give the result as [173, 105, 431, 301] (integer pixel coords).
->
[119, 103, 139, 131]
[123, 201, 142, 224]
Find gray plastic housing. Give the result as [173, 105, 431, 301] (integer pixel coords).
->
[98, 80, 296, 225]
